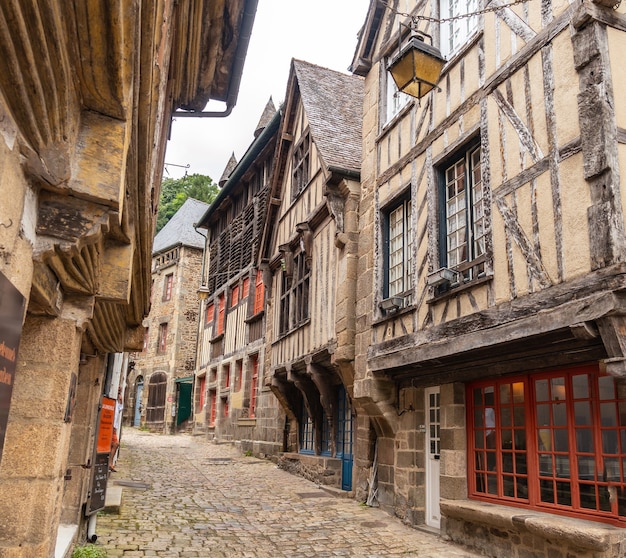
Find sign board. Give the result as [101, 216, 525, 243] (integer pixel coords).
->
[0, 271, 26, 464]
[97, 396, 116, 454]
[87, 452, 110, 514]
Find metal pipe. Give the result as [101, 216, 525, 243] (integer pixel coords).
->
[87, 512, 97, 543]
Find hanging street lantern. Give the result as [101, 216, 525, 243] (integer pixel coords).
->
[388, 35, 446, 99]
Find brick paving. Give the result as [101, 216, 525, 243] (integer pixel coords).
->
[94, 428, 482, 557]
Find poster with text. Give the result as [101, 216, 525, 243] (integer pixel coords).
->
[0, 271, 26, 463]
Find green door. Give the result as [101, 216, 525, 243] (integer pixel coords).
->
[176, 382, 192, 425]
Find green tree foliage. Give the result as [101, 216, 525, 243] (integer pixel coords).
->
[156, 173, 219, 233]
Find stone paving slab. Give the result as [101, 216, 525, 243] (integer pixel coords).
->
[94, 429, 483, 557]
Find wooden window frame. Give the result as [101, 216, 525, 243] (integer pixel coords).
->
[439, 0, 480, 59]
[279, 251, 310, 336]
[468, 364, 626, 526]
[216, 293, 225, 335]
[249, 355, 258, 419]
[205, 302, 214, 327]
[242, 277, 250, 299]
[231, 284, 240, 308]
[383, 194, 413, 299]
[291, 131, 310, 200]
[436, 138, 486, 287]
[157, 323, 168, 353]
[163, 273, 174, 301]
[253, 269, 264, 315]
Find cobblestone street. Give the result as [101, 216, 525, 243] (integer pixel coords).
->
[94, 429, 482, 557]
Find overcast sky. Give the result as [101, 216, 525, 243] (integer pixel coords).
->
[164, 0, 370, 182]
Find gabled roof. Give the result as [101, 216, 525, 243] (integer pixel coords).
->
[292, 60, 363, 174]
[152, 198, 209, 255]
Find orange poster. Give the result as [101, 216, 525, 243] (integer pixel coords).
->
[97, 396, 116, 454]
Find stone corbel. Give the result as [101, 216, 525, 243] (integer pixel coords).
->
[295, 222, 313, 270]
[279, 243, 294, 278]
[324, 183, 346, 238]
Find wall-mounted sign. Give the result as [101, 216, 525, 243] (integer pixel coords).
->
[0, 271, 26, 464]
[97, 396, 116, 454]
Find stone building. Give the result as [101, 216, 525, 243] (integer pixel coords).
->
[128, 198, 209, 434]
[194, 100, 287, 456]
[349, 0, 626, 556]
[260, 60, 363, 491]
[0, 2, 257, 556]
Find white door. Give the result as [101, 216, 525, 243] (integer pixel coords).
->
[425, 386, 441, 529]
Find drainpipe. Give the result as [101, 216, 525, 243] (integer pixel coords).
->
[87, 513, 98, 542]
[173, 0, 258, 118]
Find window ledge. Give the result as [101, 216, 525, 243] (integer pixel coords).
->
[372, 304, 414, 326]
[441, 499, 624, 552]
[237, 418, 257, 427]
[244, 310, 264, 324]
[427, 274, 492, 304]
[210, 333, 224, 344]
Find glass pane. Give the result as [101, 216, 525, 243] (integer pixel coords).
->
[475, 472, 486, 492]
[572, 374, 589, 399]
[500, 407, 511, 427]
[619, 402, 626, 427]
[576, 428, 594, 453]
[602, 430, 618, 454]
[553, 403, 567, 427]
[503, 476, 515, 497]
[501, 429, 512, 449]
[538, 428, 552, 451]
[580, 484, 598, 510]
[512, 382, 524, 403]
[554, 429, 569, 452]
[599, 376, 615, 400]
[574, 401, 591, 426]
[537, 404, 550, 426]
[514, 430, 527, 451]
[487, 474, 498, 495]
[500, 384, 510, 404]
[540, 479, 555, 503]
[551, 377, 566, 401]
[475, 430, 485, 449]
[536, 379, 549, 402]
[578, 456, 596, 480]
[516, 477, 528, 500]
[539, 454, 553, 476]
[600, 402, 617, 427]
[555, 455, 571, 477]
[474, 407, 484, 428]
[556, 481, 571, 506]
[605, 457, 621, 482]
[515, 453, 527, 474]
[514, 406, 526, 427]
[502, 452, 513, 473]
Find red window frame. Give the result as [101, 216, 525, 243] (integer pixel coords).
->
[253, 269, 264, 314]
[249, 355, 259, 419]
[231, 285, 240, 308]
[468, 364, 626, 526]
[216, 293, 225, 335]
[209, 390, 217, 427]
[163, 273, 173, 301]
[224, 364, 230, 388]
[157, 323, 168, 353]
[197, 376, 206, 411]
[205, 302, 214, 326]
[242, 277, 250, 299]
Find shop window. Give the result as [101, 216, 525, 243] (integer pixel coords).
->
[468, 365, 626, 525]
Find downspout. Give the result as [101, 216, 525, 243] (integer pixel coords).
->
[173, 0, 258, 118]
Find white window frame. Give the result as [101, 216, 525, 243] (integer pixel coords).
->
[440, 0, 480, 59]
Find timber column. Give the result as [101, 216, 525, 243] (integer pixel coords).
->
[0, 310, 84, 557]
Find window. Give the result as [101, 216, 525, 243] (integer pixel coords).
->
[231, 285, 240, 308]
[146, 372, 167, 423]
[249, 355, 259, 419]
[440, 0, 480, 59]
[468, 365, 626, 525]
[300, 404, 315, 454]
[385, 65, 410, 124]
[438, 140, 485, 283]
[216, 293, 225, 335]
[197, 376, 206, 411]
[242, 277, 250, 299]
[209, 390, 217, 427]
[143, 328, 149, 352]
[157, 323, 168, 353]
[163, 273, 173, 301]
[235, 359, 243, 392]
[223, 364, 230, 389]
[384, 196, 413, 299]
[205, 302, 214, 326]
[279, 252, 310, 335]
[292, 131, 310, 200]
[253, 269, 264, 314]
[222, 397, 229, 418]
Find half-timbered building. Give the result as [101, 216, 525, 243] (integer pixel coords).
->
[194, 100, 286, 455]
[0, 1, 257, 555]
[260, 60, 363, 492]
[350, 0, 626, 555]
[127, 198, 208, 434]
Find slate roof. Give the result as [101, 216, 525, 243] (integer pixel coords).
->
[292, 59, 364, 174]
[152, 197, 209, 254]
